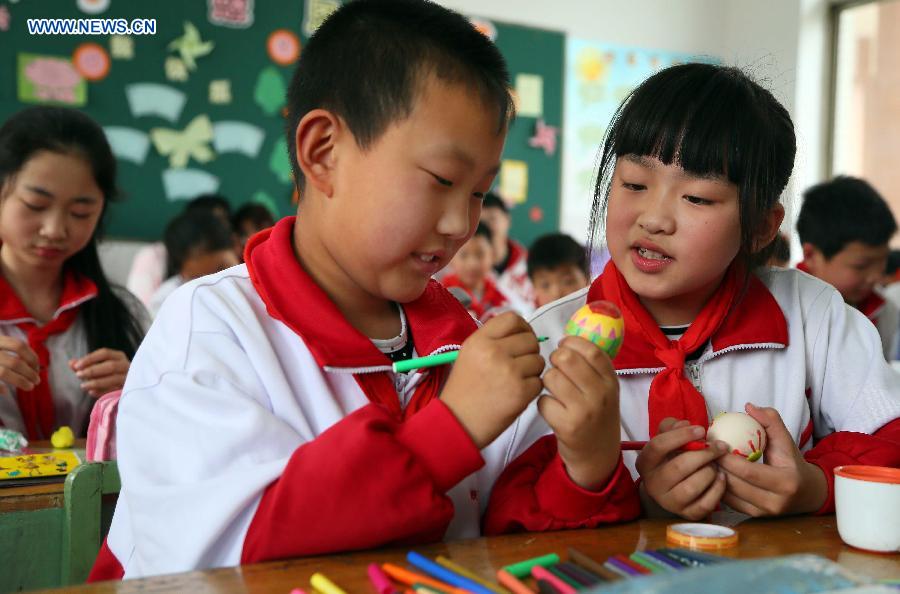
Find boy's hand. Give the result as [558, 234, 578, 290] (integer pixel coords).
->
[538, 336, 620, 489]
[635, 418, 729, 519]
[70, 348, 131, 398]
[441, 312, 545, 449]
[0, 336, 40, 395]
[718, 403, 827, 516]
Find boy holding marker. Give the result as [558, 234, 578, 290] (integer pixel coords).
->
[91, 0, 638, 580]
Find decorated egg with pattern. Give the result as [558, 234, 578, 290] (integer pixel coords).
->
[564, 300, 624, 358]
[706, 412, 767, 462]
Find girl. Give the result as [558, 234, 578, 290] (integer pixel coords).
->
[0, 106, 149, 439]
[530, 64, 900, 520]
[441, 222, 511, 322]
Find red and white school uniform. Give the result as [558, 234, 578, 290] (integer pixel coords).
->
[0, 273, 148, 439]
[440, 274, 510, 322]
[90, 217, 638, 581]
[496, 239, 535, 315]
[530, 262, 900, 514]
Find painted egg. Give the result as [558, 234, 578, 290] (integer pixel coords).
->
[565, 300, 624, 358]
[706, 412, 767, 462]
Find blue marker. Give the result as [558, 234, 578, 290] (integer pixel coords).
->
[407, 551, 495, 594]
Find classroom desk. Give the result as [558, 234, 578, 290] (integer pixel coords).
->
[0, 439, 86, 513]
[32, 515, 900, 593]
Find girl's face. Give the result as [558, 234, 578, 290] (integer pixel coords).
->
[606, 154, 742, 325]
[0, 151, 104, 273]
[450, 234, 494, 291]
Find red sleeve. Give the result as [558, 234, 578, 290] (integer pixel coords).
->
[241, 399, 483, 563]
[483, 435, 640, 534]
[804, 418, 900, 514]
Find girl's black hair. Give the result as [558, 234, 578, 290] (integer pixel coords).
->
[589, 63, 796, 275]
[0, 106, 145, 359]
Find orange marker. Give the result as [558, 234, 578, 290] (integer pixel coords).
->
[496, 569, 536, 594]
[381, 563, 469, 594]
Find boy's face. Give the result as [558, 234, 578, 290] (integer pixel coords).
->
[321, 75, 505, 305]
[803, 241, 889, 305]
[531, 264, 589, 307]
[480, 206, 510, 243]
[451, 235, 494, 290]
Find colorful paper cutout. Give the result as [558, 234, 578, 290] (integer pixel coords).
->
[207, 0, 254, 28]
[110, 35, 134, 60]
[162, 169, 220, 201]
[150, 114, 215, 169]
[514, 73, 543, 118]
[0, 6, 10, 32]
[528, 119, 558, 157]
[269, 137, 292, 184]
[468, 17, 496, 41]
[529, 206, 543, 222]
[103, 126, 151, 164]
[73, 43, 110, 81]
[209, 80, 232, 105]
[0, 451, 81, 480]
[499, 160, 528, 204]
[18, 54, 86, 106]
[251, 190, 279, 218]
[125, 83, 186, 122]
[212, 121, 265, 157]
[254, 66, 286, 116]
[303, 0, 340, 37]
[77, 0, 109, 15]
[267, 29, 300, 66]
[168, 22, 214, 72]
[165, 56, 188, 82]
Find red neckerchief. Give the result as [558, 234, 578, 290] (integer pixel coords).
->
[797, 262, 885, 321]
[244, 217, 477, 419]
[441, 274, 508, 319]
[0, 270, 98, 439]
[506, 240, 526, 270]
[588, 260, 788, 437]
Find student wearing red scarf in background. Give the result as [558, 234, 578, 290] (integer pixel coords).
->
[531, 64, 900, 522]
[796, 176, 899, 360]
[0, 107, 148, 439]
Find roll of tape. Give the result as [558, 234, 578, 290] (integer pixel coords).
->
[666, 523, 738, 550]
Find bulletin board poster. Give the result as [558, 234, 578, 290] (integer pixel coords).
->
[562, 39, 718, 243]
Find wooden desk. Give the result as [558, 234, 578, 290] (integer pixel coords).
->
[0, 440, 85, 514]
[33, 515, 900, 593]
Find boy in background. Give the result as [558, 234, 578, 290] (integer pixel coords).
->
[91, 0, 637, 580]
[442, 223, 510, 321]
[527, 232, 590, 308]
[797, 176, 899, 358]
[481, 192, 534, 311]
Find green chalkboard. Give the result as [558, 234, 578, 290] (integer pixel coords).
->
[0, 2, 563, 245]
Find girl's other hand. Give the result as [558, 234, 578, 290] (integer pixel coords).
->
[717, 403, 827, 516]
[70, 348, 130, 398]
[0, 336, 41, 395]
[635, 417, 729, 519]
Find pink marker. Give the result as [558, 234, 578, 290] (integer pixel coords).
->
[368, 562, 396, 594]
[531, 566, 576, 594]
[290, 589, 310, 594]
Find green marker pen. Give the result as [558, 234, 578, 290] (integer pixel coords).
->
[393, 336, 549, 373]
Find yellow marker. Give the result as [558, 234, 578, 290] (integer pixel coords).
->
[435, 556, 510, 594]
[310, 572, 348, 594]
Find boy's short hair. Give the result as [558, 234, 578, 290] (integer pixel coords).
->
[473, 221, 493, 244]
[482, 191, 509, 214]
[285, 0, 514, 190]
[164, 211, 235, 278]
[186, 193, 231, 217]
[232, 203, 275, 232]
[527, 233, 588, 278]
[797, 176, 897, 258]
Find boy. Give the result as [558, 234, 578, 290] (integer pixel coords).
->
[442, 223, 510, 321]
[527, 233, 590, 308]
[797, 176, 899, 358]
[90, 0, 637, 580]
[481, 192, 534, 311]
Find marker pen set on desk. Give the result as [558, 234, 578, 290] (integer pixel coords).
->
[293, 546, 727, 594]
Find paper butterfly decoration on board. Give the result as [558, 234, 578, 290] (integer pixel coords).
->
[150, 114, 215, 169]
[168, 22, 214, 71]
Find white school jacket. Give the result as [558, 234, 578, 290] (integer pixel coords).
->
[529, 267, 900, 479]
[100, 218, 638, 580]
